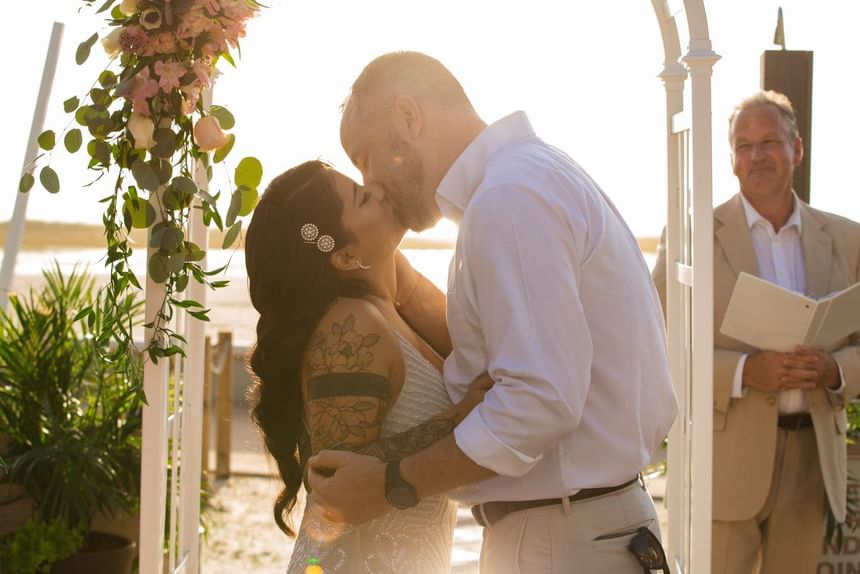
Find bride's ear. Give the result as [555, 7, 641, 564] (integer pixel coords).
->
[329, 247, 355, 272]
[392, 96, 423, 141]
[330, 248, 367, 272]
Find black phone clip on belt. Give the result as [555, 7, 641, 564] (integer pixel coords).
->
[627, 527, 670, 573]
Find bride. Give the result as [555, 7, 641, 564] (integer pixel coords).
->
[244, 160, 491, 573]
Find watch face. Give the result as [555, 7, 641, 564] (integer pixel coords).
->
[386, 485, 417, 509]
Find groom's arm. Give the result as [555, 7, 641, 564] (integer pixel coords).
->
[308, 435, 495, 525]
[394, 250, 452, 357]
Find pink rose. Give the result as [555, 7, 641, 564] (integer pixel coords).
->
[193, 116, 230, 152]
[151, 32, 177, 55]
[128, 114, 156, 150]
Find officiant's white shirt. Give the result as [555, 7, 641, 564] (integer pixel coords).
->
[437, 112, 678, 505]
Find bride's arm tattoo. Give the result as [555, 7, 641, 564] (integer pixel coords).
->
[305, 313, 460, 461]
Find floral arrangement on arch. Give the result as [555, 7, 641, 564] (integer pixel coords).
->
[20, 0, 265, 363]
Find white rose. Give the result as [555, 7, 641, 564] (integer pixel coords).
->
[128, 114, 156, 150]
[193, 116, 230, 152]
[101, 27, 123, 56]
[119, 0, 139, 16]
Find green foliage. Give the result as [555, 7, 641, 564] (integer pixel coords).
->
[0, 265, 143, 532]
[23, 1, 266, 366]
[0, 519, 84, 574]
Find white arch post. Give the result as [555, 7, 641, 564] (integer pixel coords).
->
[650, 1, 719, 573]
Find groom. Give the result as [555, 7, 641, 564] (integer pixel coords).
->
[309, 51, 677, 572]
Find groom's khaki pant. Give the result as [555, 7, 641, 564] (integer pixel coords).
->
[479, 480, 661, 573]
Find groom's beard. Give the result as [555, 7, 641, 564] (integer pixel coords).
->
[389, 136, 436, 232]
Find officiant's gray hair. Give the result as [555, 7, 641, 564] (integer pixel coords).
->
[342, 51, 475, 125]
[728, 90, 799, 143]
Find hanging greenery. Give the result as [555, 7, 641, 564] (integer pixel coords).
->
[19, 0, 265, 364]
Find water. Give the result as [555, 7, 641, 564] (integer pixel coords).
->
[2, 248, 455, 289]
[2, 248, 657, 345]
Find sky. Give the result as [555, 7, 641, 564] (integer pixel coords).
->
[4, 0, 860, 241]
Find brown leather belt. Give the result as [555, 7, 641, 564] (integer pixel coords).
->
[470, 476, 640, 528]
[778, 413, 813, 431]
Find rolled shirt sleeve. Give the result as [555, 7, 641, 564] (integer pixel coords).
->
[452, 183, 591, 477]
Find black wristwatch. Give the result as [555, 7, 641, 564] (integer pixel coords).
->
[384, 460, 418, 510]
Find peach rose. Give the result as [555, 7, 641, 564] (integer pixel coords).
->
[119, 0, 138, 16]
[128, 114, 156, 150]
[101, 27, 123, 56]
[193, 116, 229, 152]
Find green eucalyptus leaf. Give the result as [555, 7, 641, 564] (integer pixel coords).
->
[184, 242, 205, 262]
[167, 253, 186, 274]
[19, 173, 35, 193]
[63, 96, 80, 113]
[151, 129, 177, 158]
[212, 133, 235, 164]
[131, 159, 160, 192]
[148, 253, 170, 284]
[237, 185, 259, 217]
[226, 189, 241, 228]
[158, 226, 184, 251]
[171, 176, 197, 196]
[122, 196, 157, 229]
[222, 222, 242, 249]
[209, 105, 235, 130]
[39, 166, 60, 193]
[98, 70, 117, 88]
[64, 129, 83, 153]
[175, 273, 189, 292]
[88, 139, 112, 166]
[234, 157, 263, 190]
[89, 87, 112, 107]
[37, 130, 56, 151]
[97, 0, 117, 13]
[75, 33, 99, 65]
[150, 158, 173, 185]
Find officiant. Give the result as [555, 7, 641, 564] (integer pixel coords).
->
[653, 90, 860, 574]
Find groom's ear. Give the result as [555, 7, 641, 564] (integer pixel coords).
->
[392, 96, 423, 141]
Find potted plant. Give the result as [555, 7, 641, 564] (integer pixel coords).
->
[0, 264, 143, 574]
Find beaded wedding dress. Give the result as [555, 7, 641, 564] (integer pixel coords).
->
[287, 333, 457, 573]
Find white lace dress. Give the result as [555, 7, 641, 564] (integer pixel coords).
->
[287, 333, 458, 574]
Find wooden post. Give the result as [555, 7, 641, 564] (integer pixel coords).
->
[215, 331, 233, 479]
[761, 50, 813, 203]
[201, 336, 211, 477]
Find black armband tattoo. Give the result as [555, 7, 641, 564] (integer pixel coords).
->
[307, 372, 390, 401]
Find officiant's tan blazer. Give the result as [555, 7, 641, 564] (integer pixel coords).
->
[653, 193, 860, 523]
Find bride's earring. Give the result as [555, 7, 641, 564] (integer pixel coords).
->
[354, 258, 371, 270]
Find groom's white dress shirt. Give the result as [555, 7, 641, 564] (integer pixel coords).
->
[436, 111, 678, 505]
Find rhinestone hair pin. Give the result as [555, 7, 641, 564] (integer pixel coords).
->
[300, 223, 335, 253]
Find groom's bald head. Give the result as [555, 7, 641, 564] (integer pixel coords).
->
[341, 51, 474, 128]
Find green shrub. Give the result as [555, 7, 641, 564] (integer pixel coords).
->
[0, 519, 83, 574]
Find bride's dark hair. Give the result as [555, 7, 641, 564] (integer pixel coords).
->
[245, 160, 366, 536]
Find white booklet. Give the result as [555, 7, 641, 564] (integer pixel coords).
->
[720, 272, 860, 353]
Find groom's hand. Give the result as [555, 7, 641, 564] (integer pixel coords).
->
[307, 450, 390, 525]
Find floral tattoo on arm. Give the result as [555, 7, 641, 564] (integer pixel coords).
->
[305, 314, 458, 460]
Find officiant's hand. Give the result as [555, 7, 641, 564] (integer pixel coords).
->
[307, 450, 389, 525]
[782, 346, 841, 390]
[743, 350, 817, 392]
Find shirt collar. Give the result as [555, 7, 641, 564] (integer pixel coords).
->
[739, 191, 802, 235]
[435, 111, 536, 222]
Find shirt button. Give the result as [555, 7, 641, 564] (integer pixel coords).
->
[766, 396, 776, 406]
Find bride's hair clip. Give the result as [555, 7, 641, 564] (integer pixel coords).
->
[300, 223, 336, 253]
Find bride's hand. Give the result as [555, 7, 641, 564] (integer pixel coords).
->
[456, 373, 494, 417]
